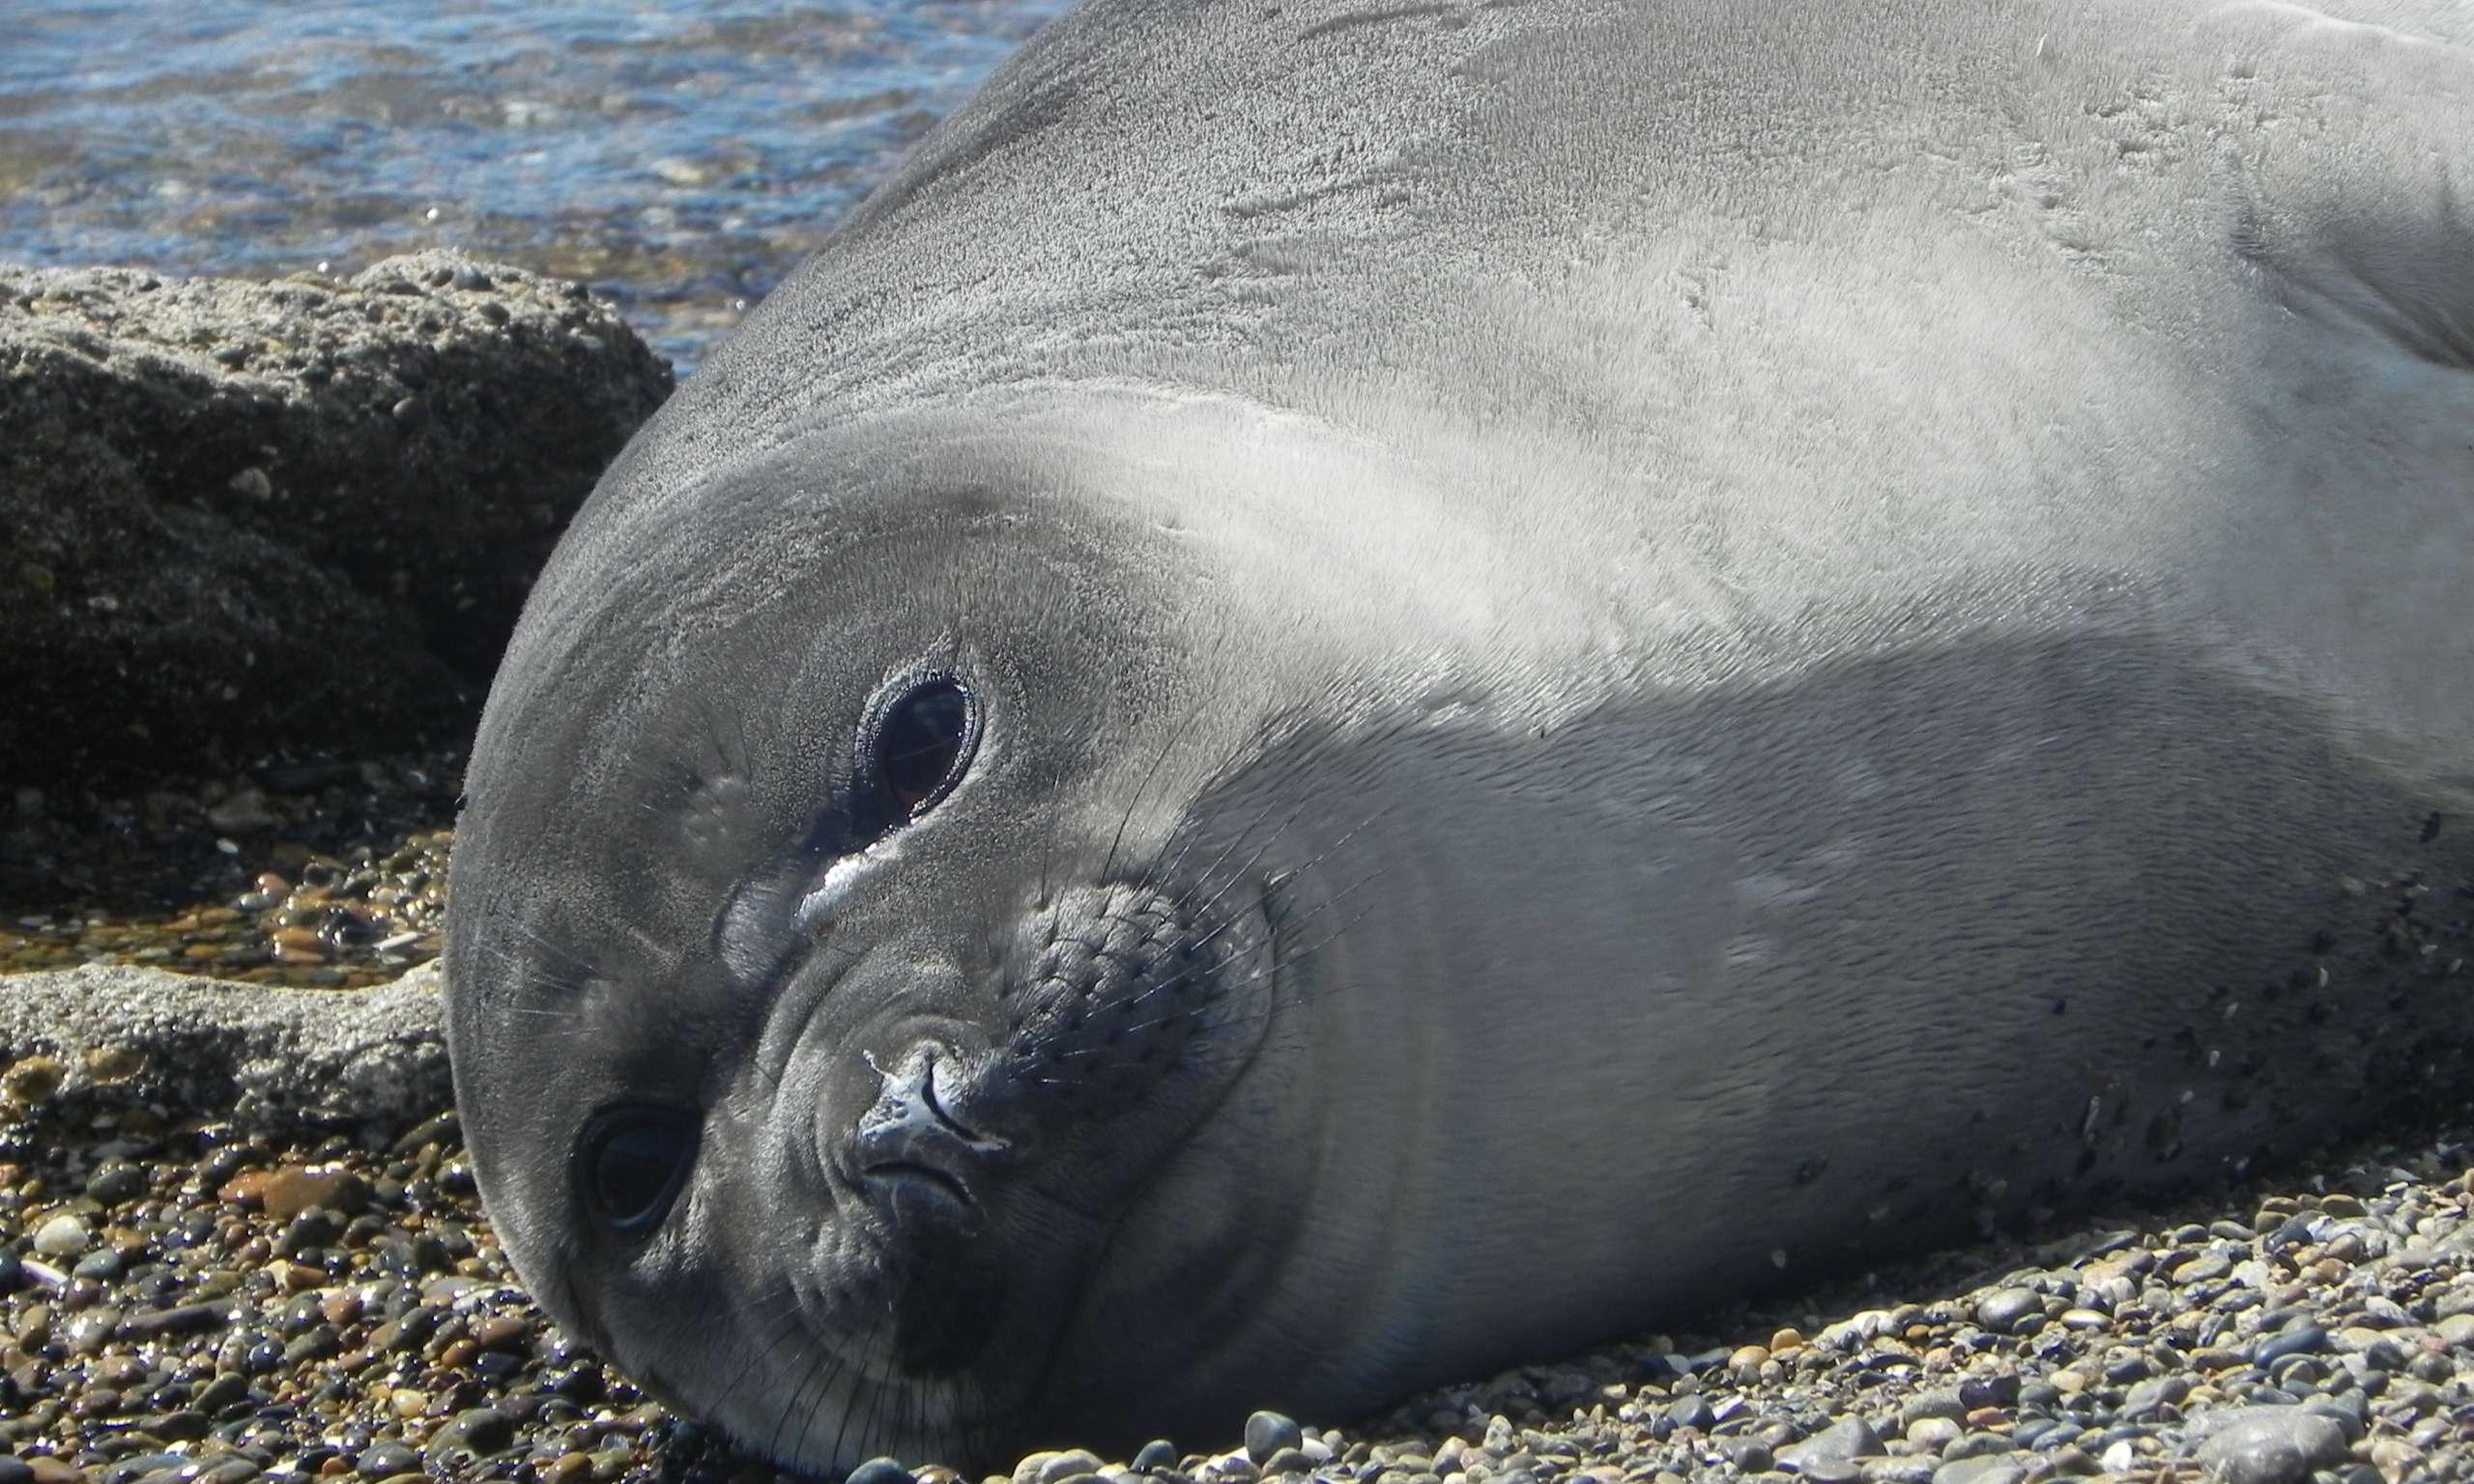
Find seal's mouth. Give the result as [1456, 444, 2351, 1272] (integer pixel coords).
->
[847, 1044, 1008, 1237]
[864, 1161, 972, 1213]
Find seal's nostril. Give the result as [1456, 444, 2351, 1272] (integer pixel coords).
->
[852, 1043, 1007, 1232]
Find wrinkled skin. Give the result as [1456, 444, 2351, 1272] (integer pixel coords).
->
[445, 0, 2474, 1473]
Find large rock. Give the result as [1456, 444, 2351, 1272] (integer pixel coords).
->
[0, 250, 673, 787]
[0, 960, 447, 1124]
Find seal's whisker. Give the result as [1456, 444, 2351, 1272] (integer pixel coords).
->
[1128, 713, 1263, 901]
[822, 1307, 892, 1474]
[1262, 895, 1386, 982]
[1169, 789, 1293, 905]
[494, 917, 597, 985]
[778, 1288, 871, 1470]
[1168, 792, 1390, 957]
[849, 1321, 897, 1470]
[1092, 807, 1393, 1023]
[708, 1281, 807, 1416]
[463, 950, 585, 1004]
[1101, 697, 1212, 885]
[1038, 787, 1062, 910]
[1133, 722, 1266, 899]
[769, 1335, 837, 1469]
[799, 1344, 870, 1472]
[1258, 861, 1394, 946]
[492, 1005, 593, 1025]
[1047, 1017, 1201, 1057]
[1174, 795, 1311, 921]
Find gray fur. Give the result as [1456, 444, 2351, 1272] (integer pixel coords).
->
[445, 0, 2474, 1472]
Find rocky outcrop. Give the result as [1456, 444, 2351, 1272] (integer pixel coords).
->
[0, 251, 673, 788]
[0, 960, 447, 1124]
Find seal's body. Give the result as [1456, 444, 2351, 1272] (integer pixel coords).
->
[446, 0, 2474, 1471]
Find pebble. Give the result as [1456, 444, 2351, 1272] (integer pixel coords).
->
[31, 1214, 90, 1256]
[425, 1407, 517, 1462]
[1243, 1413, 1302, 1465]
[1022, 1452, 1105, 1484]
[1131, 1441, 1179, 1474]
[0, 758, 458, 988]
[1927, 1460, 2025, 1484]
[1779, 1418, 1885, 1468]
[2187, 1408, 2348, 1484]
[1971, 1289, 2040, 1335]
[259, 1163, 367, 1220]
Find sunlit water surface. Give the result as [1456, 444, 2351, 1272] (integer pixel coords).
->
[0, 0, 1073, 367]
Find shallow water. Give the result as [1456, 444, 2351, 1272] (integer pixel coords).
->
[0, 0, 1073, 368]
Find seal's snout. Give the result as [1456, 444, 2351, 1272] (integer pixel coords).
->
[854, 1043, 1009, 1235]
[994, 882, 1230, 1113]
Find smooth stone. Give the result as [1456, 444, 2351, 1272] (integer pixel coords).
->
[1779, 1419, 1887, 1469]
[82, 1164, 146, 1205]
[2121, 1376, 2190, 1418]
[1899, 1394, 1968, 1430]
[1973, 1291, 2041, 1335]
[1939, 1436, 2012, 1464]
[2189, 1409, 2347, 1484]
[2253, 1327, 2328, 1365]
[355, 1443, 420, 1478]
[31, 1216, 90, 1258]
[423, 1407, 515, 1461]
[1929, 1459, 2026, 1484]
[1666, 1396, 1716, 1432]
[1133, 1443, 1180, 1475]
[1245, 1415, 1303, 1467]
[1024, 1454, 1106, 1484]
[847, 1460, 915, 1484]
[1722, 1441, 1771, 1473]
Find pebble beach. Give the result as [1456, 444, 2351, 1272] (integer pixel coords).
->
[2, 944, 2473, 1484]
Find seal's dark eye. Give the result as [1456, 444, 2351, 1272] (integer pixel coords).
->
[870, 677, 976, 815]
[581, 1108, 697, 1234]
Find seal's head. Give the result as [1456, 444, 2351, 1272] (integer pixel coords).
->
[444, 407, 1320, 1472]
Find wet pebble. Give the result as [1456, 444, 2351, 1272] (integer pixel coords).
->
[30, 1214, 90, 1257]
[1243, 1414, 1302, 1466]
[1971, 1289, 2039, 1335]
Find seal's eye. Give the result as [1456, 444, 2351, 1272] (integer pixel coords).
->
[868, 677, 976, 816]
[580, 1108, 698, 1234]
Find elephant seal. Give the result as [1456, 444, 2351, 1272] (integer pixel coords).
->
[444, 0, 2474, 1472]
